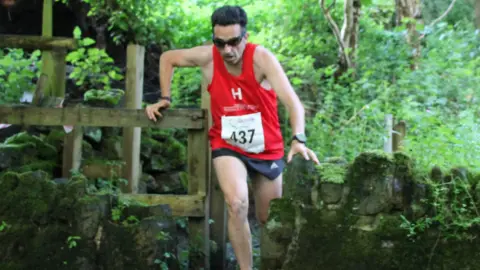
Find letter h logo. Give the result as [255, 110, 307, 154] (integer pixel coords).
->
[231, 87, 243, 100]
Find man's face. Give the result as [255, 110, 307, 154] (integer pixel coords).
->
[212, 24, 248, 65]
[1, 0, 16, 7]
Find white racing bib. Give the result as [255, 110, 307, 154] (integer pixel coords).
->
[221, 112, 265, 153]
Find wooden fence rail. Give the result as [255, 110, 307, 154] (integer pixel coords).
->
[0, 106, 205, 129]
[0, 35, 78, 50]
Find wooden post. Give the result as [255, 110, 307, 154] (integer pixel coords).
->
[51, 49, 67, 97]
[187, 84, 211, 268]
[122, 44, 145, 193]
[392, 120, 407, 152]
[384, 114, 393, 153]
[40, 0, 66, 97]
[209, 153, 227, 269]
[204, 88, 227, 269]
[62, 126, 83, 177]
[38, 0, 77, 177]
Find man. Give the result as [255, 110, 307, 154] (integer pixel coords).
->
[145, 5, 319, 270]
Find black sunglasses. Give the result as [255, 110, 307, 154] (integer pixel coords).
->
[212, 31, 246, 48]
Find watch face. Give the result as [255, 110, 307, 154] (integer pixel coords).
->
[296, 133, 307, 142]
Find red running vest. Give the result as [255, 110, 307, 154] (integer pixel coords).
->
[207, 43, 284, 160]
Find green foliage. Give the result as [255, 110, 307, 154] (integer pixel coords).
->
[0, 221, 9, 232]
[422, 0, 475, 25]
[66, 26, 124, 93]
[400, 173, 480, 241]
[59, 0, 193, 47]
[85, 0, 175, 45]
[316, 162, 347, 184]
[170, 68, 202, 108]
[289, 5, 480, 172]
[0, 49, 40, 104]
[67, 235, 81, 249]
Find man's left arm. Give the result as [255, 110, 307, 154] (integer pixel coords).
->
[256, 47, 319, 164]
[256, 47, 305, 135]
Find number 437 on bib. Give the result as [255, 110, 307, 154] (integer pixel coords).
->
[221, 112, 265, 153]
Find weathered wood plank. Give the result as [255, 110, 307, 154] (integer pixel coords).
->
[62, 126, 83, 177]
[0, 106, 205, 129]
[204, 86, 227, 270]
[32, 74, 48, 106]
[384, 114, 393, 153]
[393, 120, 407, 152]
[120, 194, 205, 217]
[0, 35, 78, 50]
[49, 49, 67, 97]
[187, 117, 210, 268]
[186, 79, 212, 268]
[209, 170, 227, 269]
[122, 44, 145, 194]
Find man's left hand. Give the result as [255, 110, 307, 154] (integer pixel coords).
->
[287, 140, 320, 164]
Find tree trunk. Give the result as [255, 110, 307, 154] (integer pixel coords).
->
[475, 0, 480, 29]
[319, 0, 362, 77]
[395, 0, 422, 70]
[338, 0, 361, 72]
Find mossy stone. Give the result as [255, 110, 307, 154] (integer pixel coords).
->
[316, 162, 347, 184]
[278, 206, 480, 270]
[0, 171, 56, 223]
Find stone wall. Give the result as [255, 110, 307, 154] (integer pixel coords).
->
[261, 150, 480, 270]
[0, 170, 180, 270]
[0, 128, 191, 269]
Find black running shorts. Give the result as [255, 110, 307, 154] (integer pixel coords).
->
[211, 148, 285, 180]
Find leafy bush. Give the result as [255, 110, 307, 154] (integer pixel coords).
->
[0, 49, 40, 104]
[66, 27, 124, 92]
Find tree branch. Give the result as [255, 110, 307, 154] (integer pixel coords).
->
[428, 0, 457, 27]
[319, 0, 352, 69]
[341, 0, 354, 47]
[419, 0, 457, 39]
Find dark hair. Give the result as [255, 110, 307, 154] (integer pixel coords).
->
[211, 5, 247, 31]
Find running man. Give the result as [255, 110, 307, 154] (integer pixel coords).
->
[145, 5, 319, 270]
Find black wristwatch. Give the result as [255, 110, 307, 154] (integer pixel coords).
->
[292, 133, 307, 144]
[159, 96, 171, 102]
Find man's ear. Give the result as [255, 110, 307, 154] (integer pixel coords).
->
[245, 32, 250, 40]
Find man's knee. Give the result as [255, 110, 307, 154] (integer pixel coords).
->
[253, 173, 283, 226]
[256, 195, 280, 226]
[257, 211, 268, 226]
[225, 196, 249, 220]
[212, 154, 250, 220]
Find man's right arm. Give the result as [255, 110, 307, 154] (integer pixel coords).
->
[158, 45, 212, 99]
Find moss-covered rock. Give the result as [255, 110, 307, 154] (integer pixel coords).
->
[316, 161, 347, 184]
[310, 157, 349, 207]
[4, 132, 57, 160]
[141, 131, 186, 173]
[0, 170, 180, 269]
[265, 151, 480, 270]
[282, 156, 317, 204]
[0, 132, 60, 176]
[0, 170, 56, 222]
[264, 198, 480, 270]
[261, 198, 297, 270]
[84, 89, 125, 107]
[101, 135, 123, 160]
[0, 143, 41, 169]
[146, 171, 188, 194]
